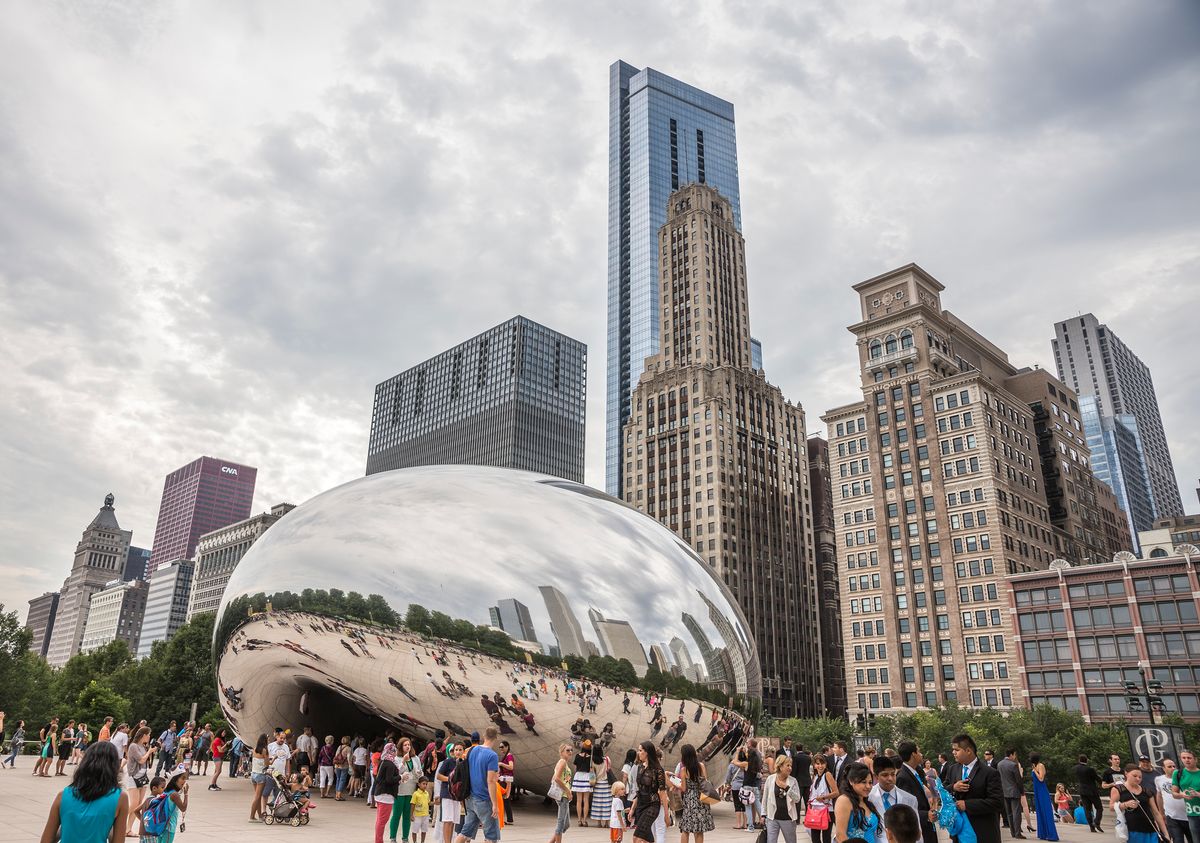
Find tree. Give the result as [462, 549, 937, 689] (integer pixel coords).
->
[51, 640, 133, 714]
[74, 680, 131, 727]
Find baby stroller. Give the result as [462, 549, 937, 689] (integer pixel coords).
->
[263, 770, 311, 826]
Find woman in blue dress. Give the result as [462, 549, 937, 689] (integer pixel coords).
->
[1030, 753, 1059, 841]
[833, 763, 879, 843]
[38, 741, 128, 843]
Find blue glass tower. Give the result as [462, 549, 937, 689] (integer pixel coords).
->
[606, 60, 741, 495]
[1079, 395, 1155, 552]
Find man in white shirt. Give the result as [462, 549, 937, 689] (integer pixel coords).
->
[269, 732, 292, 776]
[296, 726, 318, 770]
[831, 740, 850, 789]
[110, 723, 130, 760]
[1156, 757, 1189, 843]
[869, 757, 922, 843]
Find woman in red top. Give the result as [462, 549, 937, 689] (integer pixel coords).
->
[209, 730, 227, 791]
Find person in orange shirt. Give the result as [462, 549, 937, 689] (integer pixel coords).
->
[97, 717, 113, 743]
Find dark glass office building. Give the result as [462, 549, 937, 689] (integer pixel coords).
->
[366, 316, 586, 482]
[605, 60, 742, 496]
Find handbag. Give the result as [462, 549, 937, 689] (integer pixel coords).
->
[548, 780, 564, 801]
[699, 777, 721, 805]
[803, 803, 830, 830]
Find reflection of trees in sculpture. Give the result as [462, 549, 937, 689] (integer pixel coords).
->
[214, 591, 751, 716]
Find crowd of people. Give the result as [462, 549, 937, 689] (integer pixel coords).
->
[9, 699, 1200, 843]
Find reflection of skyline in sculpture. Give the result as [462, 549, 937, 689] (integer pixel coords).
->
[211, 466, 761, 794]
[538, 585, 588, 657]
[649, 642, 672, 674]
[698, 590, 748, 691]
[588, 608, 650, 675]
[682, 611, 728, 686]
[489, 598, 538, 644]
[669, 636, 702, 682]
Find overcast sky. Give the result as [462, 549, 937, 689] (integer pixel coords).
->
[3, 1, 1198, 618]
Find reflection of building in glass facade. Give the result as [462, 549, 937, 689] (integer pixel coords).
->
[490, 598, 538, 644]
[1078, 394, 1155, 550]
[750, 338, 762, 371]
[81, 579, 147, 654]
[188, 503, 294, 621]
[138, 559, 194, 658]
[649, 643, 672, 674]
[588, 608, 650, 675]
[606, 60, 741, 497]
[148, 456, 257, 579]
[367, 316, 586, 483]
[682, 611, 727, 685]
[539, 584, 589, 658]
[25, 591, 59, 658]
[669, 636, 702, 682]
[46, 495, 133, 667]
[1053, 314, 1183, 529]
[621, 184, 821, 718]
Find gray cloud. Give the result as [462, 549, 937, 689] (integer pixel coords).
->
[2, 0, 1197, 617]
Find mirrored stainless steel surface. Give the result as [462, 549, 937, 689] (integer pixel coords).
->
[213, 466, 760, 792]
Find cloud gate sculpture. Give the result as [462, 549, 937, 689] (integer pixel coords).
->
[214, 466, 761, 793]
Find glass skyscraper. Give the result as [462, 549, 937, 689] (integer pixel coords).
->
[366, 316, 586, 483]
[606, 60, 741, 495]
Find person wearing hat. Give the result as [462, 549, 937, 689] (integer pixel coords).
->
[1139, 756, 1163, 792]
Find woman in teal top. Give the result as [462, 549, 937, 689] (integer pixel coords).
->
[833, 762, 881, 843]
[39, 741, 128, 843]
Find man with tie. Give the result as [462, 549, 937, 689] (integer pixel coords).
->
[896, 741, 938, 843]
[869, 757, 922, 843]
[940, 733, 1003, 843]
[997, 749, 1026, 839]
[831, 741, 851, 790]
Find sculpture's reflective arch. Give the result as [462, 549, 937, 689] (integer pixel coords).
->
[213, 466, 761, 793]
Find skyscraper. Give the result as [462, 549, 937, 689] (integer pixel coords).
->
[123, 546, 150, 582]
[1052, 314, 1183, 535]
[366, 316, 586, 483]
[620, 184, 822, 718]
[25, 592, 59, 658]
[538, 585, 588, 658]
[808, 435, 848, 717]
[80, 579, 147, 655]
[187, 503, 294, 620]
[587, 608, 650, 675]
[147, 457, 257, 578]
[137, 559, 194, 658]
[823, 264, 1068, 714]
[45, 494, 133, 667]
[489, 598, 538, 644]
[606, 60, 741, 496]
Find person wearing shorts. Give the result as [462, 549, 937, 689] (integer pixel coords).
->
[438, 744, 463, 843]
[412, 777, 432, 842]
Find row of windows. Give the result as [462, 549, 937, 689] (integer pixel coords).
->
[855, 667, 890, 684]
[937, 411, 974, 432]
[934, 390, 972, 412]
[879, 424, 927, 446]
[852, 643, 888, 660]
[961, 609, 1003, 628]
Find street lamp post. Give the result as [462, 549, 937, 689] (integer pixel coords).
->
[1126, 667, 1165, 724]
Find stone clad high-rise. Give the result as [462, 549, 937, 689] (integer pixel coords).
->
[606, 60, 741, 497]
[823, 264, 1137, 715]
[45, 494, 133, 667]
[1052, 314, 1183, 545]
[620, 184, 822, 718]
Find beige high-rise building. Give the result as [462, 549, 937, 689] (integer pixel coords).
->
[45, 494, 134, 667]
[823, 264, 1060, 713]
[621, 183, 822, 718]
[188, 503, 295, 620]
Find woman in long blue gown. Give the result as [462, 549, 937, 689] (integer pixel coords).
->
[1030, 753, 1059, 842]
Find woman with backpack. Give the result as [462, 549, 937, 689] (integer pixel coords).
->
[38, 740, 129, 843]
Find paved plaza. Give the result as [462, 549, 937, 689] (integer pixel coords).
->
[1, 760, 1104, 843]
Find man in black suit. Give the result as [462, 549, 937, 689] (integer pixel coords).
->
[1074, 753, 1103, 832]
[897, 740, 938, 843]
[831, 740, 851, 790]
[940, 733, 1003, 843]
[794, 744, 813, 808]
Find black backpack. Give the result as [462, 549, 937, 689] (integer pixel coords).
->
[449, 748, 473, 801]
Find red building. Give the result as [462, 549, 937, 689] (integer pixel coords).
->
[147, 456, 256, 579]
